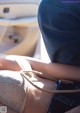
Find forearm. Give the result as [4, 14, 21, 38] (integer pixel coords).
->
[0, 58, 21, 71]
[28, 59, 80, 81]
[0, 57, 80, 81]
[45, 63, 80, 81]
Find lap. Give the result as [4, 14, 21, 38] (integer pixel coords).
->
[0, 70, 56, 113]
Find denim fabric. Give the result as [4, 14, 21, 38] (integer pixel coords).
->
[38, 0, 80, 66]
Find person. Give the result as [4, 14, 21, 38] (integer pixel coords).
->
[37, 0, 80, 112]
[0, 0, 80, 113]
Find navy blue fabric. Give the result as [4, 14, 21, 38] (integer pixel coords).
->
[38, 1, 80, 113]
[38, 0, 80, 66]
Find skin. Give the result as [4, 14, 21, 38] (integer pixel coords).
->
[0, 57, 80, 81]
[0, 56, 80, 113]
[0, 57, 55, 113]
[28, 59, 80, 81]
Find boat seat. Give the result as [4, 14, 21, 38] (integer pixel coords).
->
[0, 0, 40, 19]
[0, 17, 38, 27]
[0, 0, 40, 56]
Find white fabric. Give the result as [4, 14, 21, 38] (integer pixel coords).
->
[0, 70, 28, 112]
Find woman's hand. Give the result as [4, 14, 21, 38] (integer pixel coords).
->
[0, 58, 21, 71]
[0, 57, 32, 71]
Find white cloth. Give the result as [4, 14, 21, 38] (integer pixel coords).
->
[0, 70, 28, 112]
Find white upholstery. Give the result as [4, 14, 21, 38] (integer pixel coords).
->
[0, 17, 38, 27]
[0, 0, 40, 19]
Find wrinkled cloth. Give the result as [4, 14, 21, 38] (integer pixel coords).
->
[0, 70, 28, 112]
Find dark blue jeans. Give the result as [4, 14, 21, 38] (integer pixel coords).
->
[38, 0, 80, 66]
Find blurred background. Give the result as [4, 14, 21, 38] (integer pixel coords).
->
[0, 0, 50, 62]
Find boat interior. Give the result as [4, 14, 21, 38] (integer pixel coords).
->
[0, 0, 44, 59]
